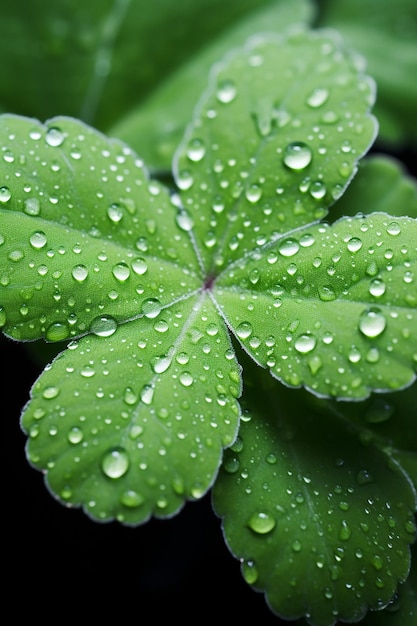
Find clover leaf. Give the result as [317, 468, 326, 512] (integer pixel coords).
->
[1, 27, 416, 625]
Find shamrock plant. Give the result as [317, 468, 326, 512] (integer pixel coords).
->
[1, 27, 416, 626]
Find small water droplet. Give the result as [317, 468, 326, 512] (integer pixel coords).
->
[45, 322, 70, 341]
[141, 297, 162, 319]
[347, 237, 363, 253]
[68, 426, 83, 444]
[101, 447, 130, 479]
[245, 184, 262, 203]
[131, 257, 148, 275]
[241, 559, 258, 584]
[90, 315, 118, 337]
[0, 186, 12, 203]
[217, 79, 237, 103]
[107, 203, 124, 223]
[359, 307, 386, 338]
[29, 231, 47, 249]
[140, 385, 154, 405]
[306, 88, 329, 108]
[120, 489, 144, 508]
[123, 387, 138, 405]
[386, 221, 401, 236]
[71, 264, 89, 282]
[186, 138, 206, 162]
[112, 262, 130, 282]
[45, 127, 65, 147]
[369, 278, 386, 297]
[294, 333, 316, 354]
[24, 197, 41, 216]
[247, 511, 276, 534]
[176, 169, 194, 191]
[151, 354, 172, 374]
[278, 238, 300, 257]
[179, 371, 194, 387]
[356, 469, 374, 485]
[318, 285, 336, 301]
[175, 209, 194, 231]
[235, 322, 253, 340]
[283, 142, 312, 170]
[42, 386, 60, 399]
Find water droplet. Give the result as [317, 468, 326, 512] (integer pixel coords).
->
[45, 322, 69, 341]
[24, 197, 40, 216]
[217, 79, 237, 103]
[141, 298, 162, 318]
[278, 238, 300, 257]
[107, 203, 124, 223]
[0, 186, 12, 203]
[247, 511, 276, 534]
[241, 559, 258, 584]
[294, 333, 316, 354]
[356, 469, 374, 485]
[72, 264, 89, 282]
[90, 315, 118, 337]
[347, 237, 363, 253]
[29, 231, 47, 249]
[120, 489, 144, 508]
[386, 221, 401, 236]
[131, 257, 148, 275]
[309, 180, 326, 199]
[369, 278, 386, 297]
[359, 307, 386, 338]
[112, 262, 130, 282]
[318, 285, 336, 301]
[364, 398, 395, 424]
[176, 169, 194, 191]
[371, 555, 384, 571]
[123, 387, 138, 405]
[235, 322, 253, 340]
[179, 371, 194, 387]
[68, 426, 83, 444]
[283, 142, 312, 170]
[245, 184, 262, 203]
[306, 87, 329, 108]
[101, 447, 130, 479]
[140, 385, 154, 405]
[186, 138, 206, 162]
[42, 386, 60, 399]
[45, 127, 65, 147]
[175, 209, 194, 231]
[151, 355, 172, 374]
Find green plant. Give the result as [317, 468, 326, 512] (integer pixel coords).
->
[1, 2, 416, 625]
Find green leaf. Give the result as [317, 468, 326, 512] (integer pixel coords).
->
[318, 0, 417, 145]
[212, 361, 417, 626]
[111, 0, 314, 171]
[174, 29, 377, 274]
[0, 0, 281, 130]
[0, 114, 199, 341]
[215, 212, 417, 399]
[22, 294, 241, 524]
[329, 154, 417, 222]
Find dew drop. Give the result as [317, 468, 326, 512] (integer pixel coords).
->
[120, 489, 144, 508]
[140, 385, 154, 405]
[278, 238, 300, 257]
[45, 127, 65, 147]
[364, 398, 395, 424]
[369, 278, 386, 297]
[235, 322, 253, 340]
[123, 387, 138, 405]
[112, 262, 130, 282]
[245, 184, 262, 203]
[71, 264, 89, 282]
[358, 307, 387, 338]
[176, 170, 194, 191]
[386, 221, 401, 236]
[175, 209, 194, 231]
[101, 447, 130, 479]
[217, 79, 237, 103]
[68, 426, 83, 444]
[151, 355, 172, 374]
[42, 386, 60, 399]
[318, 285, 336, 301]
[90, 315, 118, 337]
[247, 511, 276, 534]
[107, 203, 124, 223]
[294, 333, 316, 354]
[306, 87, 329, 108]
[356, 469, 374, 485]
[241, 559, 258, 585]
[131, 257, 148, 275]
[179, 371, 194, 387]
[0, 186, 12, 203]
[347, 237, 363, 253]
[310, 181, 326, 199]
[24, 197, 41, 216]
[29, 231, 47, 249]
[45, 322, 69, 342]
[283, 142, 312, 170]
[187, 138, 206, 162]
[141, 297, 162, 319]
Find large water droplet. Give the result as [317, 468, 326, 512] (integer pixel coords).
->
[101, 447, 130, 479]
[45, 127, 65, 147]
[175, 209, 194, 231]
[0, 186, 12, 203]
[369, 278, 386, 297]
[29, 231, 47, 249]
[72, 264, 89, 282]
[235, 322, 253, 339]
[90, 315, 118, 337]
[179, 371, 194, 387]
[24, 197, 41, 216]
[112, 262, 130, 282]
[217, 79, 237, 103]
[45, 322, 70, 341]
[294, 333, 316, 354]
[142, 297, 162, 318]
[247, 511, 276, 534]
[359, 307, 387, 338]
[283, 142, 312, 170]
[278, 238, 300, 257]
[306, 88, 329, 108]
[186, 138, 206, 162]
